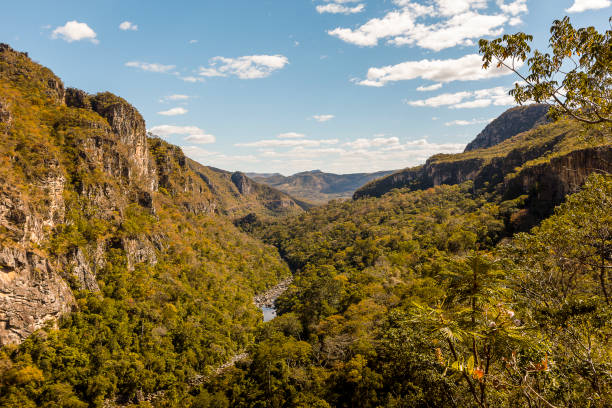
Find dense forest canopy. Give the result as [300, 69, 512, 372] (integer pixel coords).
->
[0, 16, 611, 408]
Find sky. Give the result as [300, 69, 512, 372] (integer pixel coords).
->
[1, 0, 610, 175]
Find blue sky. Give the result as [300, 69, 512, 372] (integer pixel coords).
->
[2, 0, 610, 174]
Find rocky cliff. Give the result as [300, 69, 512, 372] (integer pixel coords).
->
[354, 118, 611, 224]
[464, 104, 549, 152]
[0, 43, 299, 345]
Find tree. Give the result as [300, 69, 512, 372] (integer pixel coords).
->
[479, 17, 611, 124]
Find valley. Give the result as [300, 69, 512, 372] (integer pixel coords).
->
[0, 14, 611, 408]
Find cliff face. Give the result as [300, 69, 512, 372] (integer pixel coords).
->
[0, 44, 299, 345]
[464, 104, 549, 152]
[354, 118, 611, 224]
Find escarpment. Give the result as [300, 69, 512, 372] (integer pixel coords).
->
[355, 117, 611, 225]
[0, 44, 302, 345]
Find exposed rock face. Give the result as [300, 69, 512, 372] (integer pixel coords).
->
[231, 172, 253, 195]
[0, 246, 74, 345]
[464, 104, 549, 152]
[504, 146, 612, 218]
[90, 93, 154, 186]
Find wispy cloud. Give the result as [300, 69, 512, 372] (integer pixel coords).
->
[445, 118, 493, 126]
[149, 125, 215, 144]
[52, 21, 98, 44]
[312, 114, 335, 122]
[416, 83, 443, 92]
[278, 132, 306, 139]
[406, 86, 516, 108]
[125, 61, 176, 73]
[236, 138, 338, 148]
[316, 3, 365, 14]
[160, 94, 190, 102]
[119, 21, 138, 31]
[157, 107, 188, 116]
[356, 54, 519, 87]
[198, 55, 289, 79]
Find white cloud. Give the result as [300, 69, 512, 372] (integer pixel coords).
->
[160, 94, 190, 102]
[357, 54, 519, 87]
[198, 55, 289, 79]
[119, 21, 138, 31]
[278, 132, 306, 139]
[236, 138, 338, 148]
[416, 83, 443, 92]
[345, 136, 400, 149]
[317, 4, 365, 14]
[189, 39, 198, 44]
[324, 0, 530, 51]
[157, 107, 188, 116]
[52, 21, 98, 44]
[445, 118, 493, 126]
[566, 0, 611, 12]
[497, 0, 528, 15]
[406, 86, 516, 108]
[125, 61, 176, 73]
[148, 125, 216, 144]
[312, 114, 335, 122]
[239, 136, 466, 174]
[179, 76, 205, 83]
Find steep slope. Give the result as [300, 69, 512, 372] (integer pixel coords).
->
[464, 104, 549, 151]
[0, 40, 291, 380]
[251, 169, 396, 204]
[355, 114, 611, 225]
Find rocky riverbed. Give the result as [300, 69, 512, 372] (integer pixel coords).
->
[253, 277, 293, 309]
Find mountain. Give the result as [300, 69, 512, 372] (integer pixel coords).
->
[354, 107, 611, 228]
[464, 103, 550, 151]
[0, 42, 298, 352]
[250, 169, 396, 204]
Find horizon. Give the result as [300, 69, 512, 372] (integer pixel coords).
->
[2, 0, 610, 174]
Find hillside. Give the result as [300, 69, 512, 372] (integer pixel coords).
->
[355, 110, 611, 226]
[464, 103, 549, 151]
[250, 169, 396, 204]
[0, 43, 299, 405]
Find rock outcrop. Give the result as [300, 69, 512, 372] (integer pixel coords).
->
[0, 43, 304, 345]
[464, 104, 549, 152]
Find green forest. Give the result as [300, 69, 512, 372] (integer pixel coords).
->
[0, 15, 611, 408]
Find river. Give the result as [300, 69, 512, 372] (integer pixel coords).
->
[253, 277, 292, 322]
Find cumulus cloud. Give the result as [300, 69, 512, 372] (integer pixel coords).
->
[52, 21, 98, 43]
[125, 61, 176, 73]
[357, 54, 519, 87]
[416, 83, 443, 92]
[406, 86, 516, 108]
[119, 21, 138, 31]
[445, 118, 493, 126]
[317, 3, 365, 14]
[148, 125, 215, 144]
[198, 55, 289, 79]
[157, 107, 188, 116]
[278, 132, 306, 139]
[566, 0, 611, 12]
[312, 114, 335, 122]
[325, 0, 528, 51]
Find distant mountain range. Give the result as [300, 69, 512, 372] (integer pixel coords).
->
[248, 169, 397, 204]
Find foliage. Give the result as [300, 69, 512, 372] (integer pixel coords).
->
[479, 17, 612, 125]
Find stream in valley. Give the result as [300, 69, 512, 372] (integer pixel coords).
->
[253, 277, 293, 322]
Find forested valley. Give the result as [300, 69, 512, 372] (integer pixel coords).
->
[0, 16, 611, 408]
